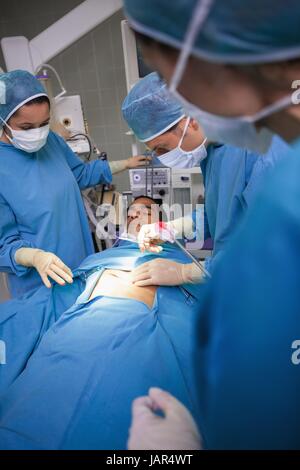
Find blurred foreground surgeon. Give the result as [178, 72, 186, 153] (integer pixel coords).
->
[0, 70, 147, 298]
[122, 71, 290, 285]
[124, 0, 300, 450]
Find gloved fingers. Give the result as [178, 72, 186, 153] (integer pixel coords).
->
[138, 227, 159, 243]
[137, 231, 146, 251]
[50, 263, 73, 284]
[149, 388, 197, 424]
[151, 245, 163, 253]
[132, 262, 151, 277]
[40, 272, 52, 289]
[127, 396, 157, 450]
[143, 231, 161, 241]
[138, 242, 158, 253]
[52, 257, 73, 278]
[132, 264, 160, 286]
[137, 224, 164, 252]
[132, 270, 150, 282]
[133, 262, 151, 273]
[140, 241, 163, 253]
[131, 396, 157, 420]
[142, 237, 161, 246]
[46, 269, 68, 286]
[135, 155, 151, 166]
[134, 278, 156, 287]
[137, 236, 154, 249]
[148, 387, 180, 416]
[133, 259, 163, 275]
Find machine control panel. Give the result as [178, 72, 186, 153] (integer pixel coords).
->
[129, 167, 171, 202]
[130, 168, 171, 187]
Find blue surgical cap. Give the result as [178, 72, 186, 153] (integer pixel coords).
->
[124, 0, 300, 64]
[0, 70, 48, 127]
[122, 72, 184, 142]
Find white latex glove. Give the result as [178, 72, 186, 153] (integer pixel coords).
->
[128, 387, 202, 450]
[15, 248, 73, 288]
[109, 156, 151, 175]
[132, 259, 203, 286]
[137, 222, 177, 253]
[126, 155, 152, 168]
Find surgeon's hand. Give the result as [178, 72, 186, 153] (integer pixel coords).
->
[15, 248, 73, 288]
[126, 155, 152, 168]
[137, 222, 176, 253]
[137, 223, 163, 253]
[132, 259, 200, 286]
[128, 387, 202, 450]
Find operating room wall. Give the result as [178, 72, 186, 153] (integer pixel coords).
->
[0, 0, 132, 193]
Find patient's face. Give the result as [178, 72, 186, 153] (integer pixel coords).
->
[127, 197, 160, 238]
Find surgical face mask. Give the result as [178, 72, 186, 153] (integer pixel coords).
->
[168, 0, 293, 154]
[157, 117, 207, 168]
[171, 90, 293, 154]
[1, 118, 49, 153]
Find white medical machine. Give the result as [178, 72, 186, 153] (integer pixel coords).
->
[129, 166, 203, 207]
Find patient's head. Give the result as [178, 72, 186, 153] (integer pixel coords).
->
[127, 196, 160, 238]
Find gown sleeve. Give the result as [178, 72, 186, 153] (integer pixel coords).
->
[53, 133, 112, 189]
[242, 136, 292, 208]
[0, 194, 34, 276]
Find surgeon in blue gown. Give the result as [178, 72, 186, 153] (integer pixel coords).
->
[121, 73, 290, 285]
[0, 70, 148, 298]
[122, 0, 300, 450]
[0, 197, 202, 450]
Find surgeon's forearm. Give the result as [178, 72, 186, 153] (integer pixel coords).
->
[109, 160, 128, 175]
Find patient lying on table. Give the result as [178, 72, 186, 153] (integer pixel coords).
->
[0, 197, 203, 450]
[85, 196, 160, 309]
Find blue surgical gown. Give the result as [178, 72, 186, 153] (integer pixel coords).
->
[194, 136, 291, 273]
[194, 137, 300, 449]
[0, 131, 112, 298]
[0, 242, 201, 449]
